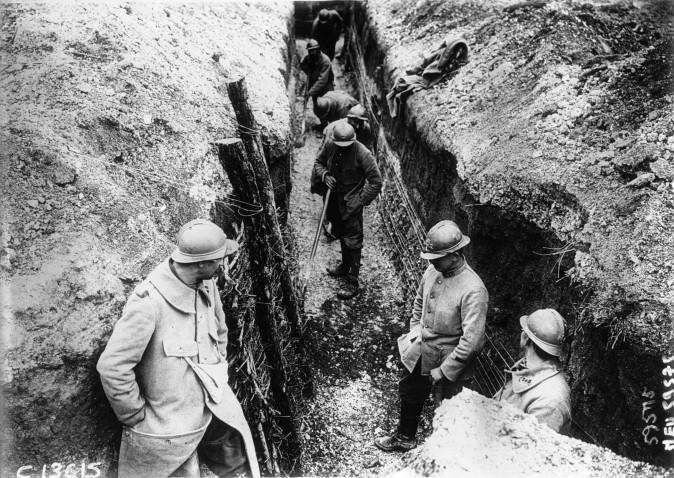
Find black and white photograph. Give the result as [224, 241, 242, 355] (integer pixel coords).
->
[1, 0, 673, 477]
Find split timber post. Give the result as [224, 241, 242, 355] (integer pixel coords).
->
[225, 76, 303, 344]
[216, 137, 301, 464]
[216, 76, 308, 466]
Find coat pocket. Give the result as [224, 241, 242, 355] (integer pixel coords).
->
[208, 319, 227, 357]
[163, 339, 198, 357]
[397, 329, 419, 358]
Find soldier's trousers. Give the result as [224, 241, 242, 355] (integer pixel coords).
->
[397, 359, 465, 439]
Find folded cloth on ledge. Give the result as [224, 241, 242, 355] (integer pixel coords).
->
[386, 37, 468, 118]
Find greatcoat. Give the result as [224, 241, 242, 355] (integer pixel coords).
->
[97, 259, 259, 478]
[495, 358, 572, 434]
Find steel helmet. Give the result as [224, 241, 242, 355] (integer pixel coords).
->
[171, 219, 238, 264]
[314, 96, 331, 119]
[520, 309, 565, 357]
[306, 39, 321, 51]
[332, 121, 356, 147]
[318, 9, 329, 22]
[347, 104, 368, 121]
[420, 220, 470, 260]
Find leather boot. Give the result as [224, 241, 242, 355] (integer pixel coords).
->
[326, 245, 349, 277]
[336, 248, 361, 300]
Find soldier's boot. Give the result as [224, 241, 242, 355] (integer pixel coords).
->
[326, 246, 349, 277]
[373, 431, 417, 452]
[336, 248, 361, 300]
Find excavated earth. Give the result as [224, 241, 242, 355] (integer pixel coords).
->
[389, 390, 670, 478]
[343, 0, 674, 467]
[0, 2, 294, 475]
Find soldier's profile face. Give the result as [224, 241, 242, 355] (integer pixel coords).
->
[429, 252, 461, 272]
[197, 258, 224, 280]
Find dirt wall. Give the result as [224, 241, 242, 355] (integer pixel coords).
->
[344, 0, 673, 467]
[0, 2, 295, 475]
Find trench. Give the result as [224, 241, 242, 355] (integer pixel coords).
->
[290, 0, 669, 470]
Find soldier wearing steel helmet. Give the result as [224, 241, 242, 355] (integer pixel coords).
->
[321, 104, 374, 152]
[375, 220, 488, 452]
[312, 121, 382, 299]
[300, 38, 335, 105]
[313, 90, 359, 135]
[311, 8, 343, 60]
[97, 219, 259, 478]
[495, 308, 571, 434]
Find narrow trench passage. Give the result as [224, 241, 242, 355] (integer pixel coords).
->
[289, 37, 433, 475]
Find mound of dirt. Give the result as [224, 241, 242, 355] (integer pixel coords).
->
[389, 389, 668, 478]
[1, 2, 293, 473]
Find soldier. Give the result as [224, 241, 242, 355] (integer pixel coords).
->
[313, 90, 359, 134]
[375, 220, 488, 451]
[311, 122, 382, 299]
[495, 308, 571, 434]
[300, 39, 334, 106]
[311, 8, 343, 60]
[97, 219, 259, 478]
[322, 104, 374, 152]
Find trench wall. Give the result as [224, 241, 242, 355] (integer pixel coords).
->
[1, 3, 304, 475]
[343, 1, 670, 467]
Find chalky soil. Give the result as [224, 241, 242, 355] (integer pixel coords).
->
[289, 39, 433, 476]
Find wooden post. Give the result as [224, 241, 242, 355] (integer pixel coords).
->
[215, 137, 302, 463]
[225, 77, 303, 343]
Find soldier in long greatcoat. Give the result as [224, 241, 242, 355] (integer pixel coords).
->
[97, 219, 259, 478]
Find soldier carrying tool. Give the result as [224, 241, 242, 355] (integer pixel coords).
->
[311, 122, 382, 299]
[97, 219, 259, 478]
[300, 39, 335, 106]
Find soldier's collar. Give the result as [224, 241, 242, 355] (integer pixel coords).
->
[506, 358, 561, 394]
[441, 259, 467, 277]
[148, 259, 212, 313]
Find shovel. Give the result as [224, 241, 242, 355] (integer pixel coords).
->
[301, 188, 332, 284]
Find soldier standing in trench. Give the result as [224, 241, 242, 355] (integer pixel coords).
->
[375, 220, 488, 451]
[97, 219, 259, 478]
[311, 8, 343, 60]
[495, 308, 571, 434]
[311, 121, 382, 299]
[321, 104, 374, 152]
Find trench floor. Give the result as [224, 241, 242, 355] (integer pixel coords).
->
[289, 38, 434, 476]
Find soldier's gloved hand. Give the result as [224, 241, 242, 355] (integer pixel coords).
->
[324, 174, 336, 190]
[429, 367, 444, 384]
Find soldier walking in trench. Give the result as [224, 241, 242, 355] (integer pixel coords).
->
[313, 90, 359, 136]
[300, 39, 335, 107]
[97, 219, 259, 478]
[311, 121, 382, 299]
[311, 8, 343, 60]
[375, 220, 488, 451]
